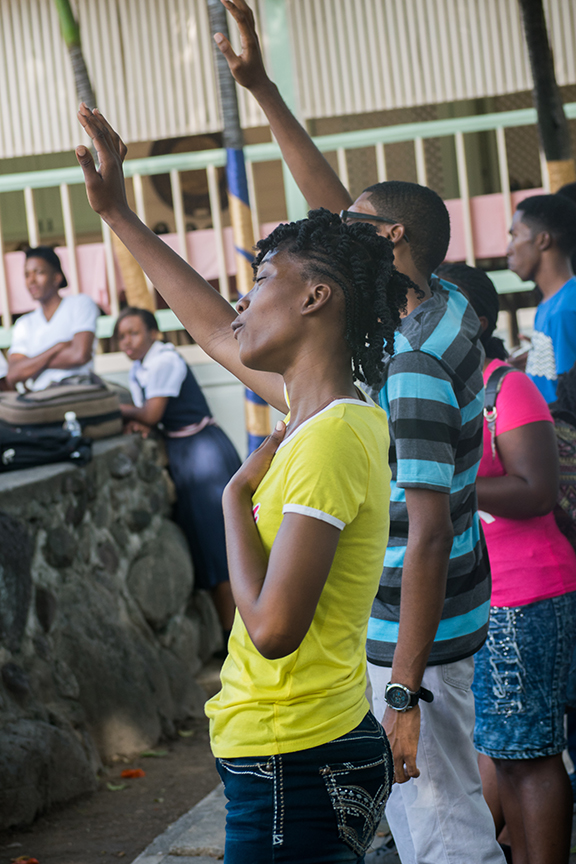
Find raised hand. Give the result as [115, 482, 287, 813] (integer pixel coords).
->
[225, 421, 286, 498]
[214, 0, 270, 92]
[76, 104, 129, 221]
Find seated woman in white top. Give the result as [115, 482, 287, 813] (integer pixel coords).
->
[7, 247, 99, 390]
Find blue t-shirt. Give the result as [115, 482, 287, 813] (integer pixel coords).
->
[526, 277, 576, 403]
[367, 278, 490, 667]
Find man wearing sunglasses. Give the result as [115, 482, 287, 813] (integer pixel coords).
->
[214, 3, 503, 863]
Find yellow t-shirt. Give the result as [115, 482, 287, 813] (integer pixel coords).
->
[205, 397, 390, 757]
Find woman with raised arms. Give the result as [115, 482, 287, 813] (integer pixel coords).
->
[76, 104, 412, 863]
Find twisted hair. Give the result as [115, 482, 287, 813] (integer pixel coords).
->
[436, 263, 508, 361]
[253, 209, 414, 387]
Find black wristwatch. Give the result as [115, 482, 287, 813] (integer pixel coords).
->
[384, 682, 434, 712]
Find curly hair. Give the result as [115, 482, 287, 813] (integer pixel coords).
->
[252, 209, 414, 388]
[435, 263, 508, 361]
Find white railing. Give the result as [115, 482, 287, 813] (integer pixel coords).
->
[2, 100, 571, 345]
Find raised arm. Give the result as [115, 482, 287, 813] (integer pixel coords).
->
[215, 0, 352, 213]
[75, 107, 286, 413]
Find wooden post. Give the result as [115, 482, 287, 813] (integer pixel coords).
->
[518, 0, 576, 192]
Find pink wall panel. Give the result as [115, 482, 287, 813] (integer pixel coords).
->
[443, 188, 544, 263]
[470, 194, 509, 258]
[444, 199, 466, 261]
[0, 192, 546, 318]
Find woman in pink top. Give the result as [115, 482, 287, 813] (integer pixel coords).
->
[437, 263, 576, 864]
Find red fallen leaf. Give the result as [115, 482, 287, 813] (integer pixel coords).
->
[120, 768, 146, 779]
[12, 858, 40, 864]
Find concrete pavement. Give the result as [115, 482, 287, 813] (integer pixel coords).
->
[131, 777, 576, 863]
[131, 782, 400, 863]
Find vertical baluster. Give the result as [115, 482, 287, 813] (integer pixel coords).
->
[132, 173, 154, 301]
[132, 173, 146, 223]
[170, 169, 189, 263]
[539, 149, 551, 192]
[60, 183, 79, 294]
[207, 164, 230, 303]
[245, 160, 261, 242]
[24, 187, 39, 247]
[414, 137, 428, 186]
[0, 201, 12, 328]
[375, 142, 387, 182]
[455, 132, 475, 266]
[102, 221, 120, 319]
[337, 148, 350, 190]
[496, 127, 513, 233]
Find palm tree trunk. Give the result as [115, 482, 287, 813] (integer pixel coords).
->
[53, 0, 153, 311]
[518, 0, 575, 191]
[53, 0, 96, 108]
[207, 0, 270, 452]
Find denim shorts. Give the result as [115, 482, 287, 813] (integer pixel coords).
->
[472, 592, 576, 760]
[216, 711, 393, 863]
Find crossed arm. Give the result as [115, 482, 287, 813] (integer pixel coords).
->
[7, 331, 94, 387]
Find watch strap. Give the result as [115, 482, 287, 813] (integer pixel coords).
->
[418, 686, 434, 703]
[385, 682, 435, 710]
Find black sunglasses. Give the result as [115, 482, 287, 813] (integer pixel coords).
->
[339, 209, 409, 242]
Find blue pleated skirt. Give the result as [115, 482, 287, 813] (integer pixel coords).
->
[165, 425, 241, 590]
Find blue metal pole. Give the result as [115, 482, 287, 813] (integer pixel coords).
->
[207, 0, 270, 453]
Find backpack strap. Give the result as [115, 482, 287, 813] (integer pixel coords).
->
[484, 365, 518, 459]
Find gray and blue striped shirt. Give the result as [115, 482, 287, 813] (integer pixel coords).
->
[367, 278, 490, 667]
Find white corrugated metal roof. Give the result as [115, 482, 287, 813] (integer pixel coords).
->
[0, 0, 574, 158]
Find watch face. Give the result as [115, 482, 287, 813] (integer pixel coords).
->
[386, 685, 411, 710]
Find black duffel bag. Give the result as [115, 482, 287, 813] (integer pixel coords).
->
[0, 422, 92, 472]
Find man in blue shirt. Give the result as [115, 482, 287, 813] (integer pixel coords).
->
[508, 194, 576, 403]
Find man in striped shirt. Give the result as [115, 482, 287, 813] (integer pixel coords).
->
[216, 5, 504, 861]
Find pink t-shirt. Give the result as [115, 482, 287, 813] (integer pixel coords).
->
[479, 359, 576, 607]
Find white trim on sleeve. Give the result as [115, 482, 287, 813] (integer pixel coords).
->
[282, 504, 345, 530]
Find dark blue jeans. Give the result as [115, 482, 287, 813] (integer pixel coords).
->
[216, 712, 393, 863]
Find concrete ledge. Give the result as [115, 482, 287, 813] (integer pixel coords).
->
[132, 784, 226, 863]
[0, 435, 127, 494]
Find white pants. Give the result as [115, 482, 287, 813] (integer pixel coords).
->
[368, 658, 505, 864]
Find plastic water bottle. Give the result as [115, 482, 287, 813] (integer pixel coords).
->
[63, 411, 82, 438]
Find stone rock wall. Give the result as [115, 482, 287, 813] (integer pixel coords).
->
[0, 436, 221, 830]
